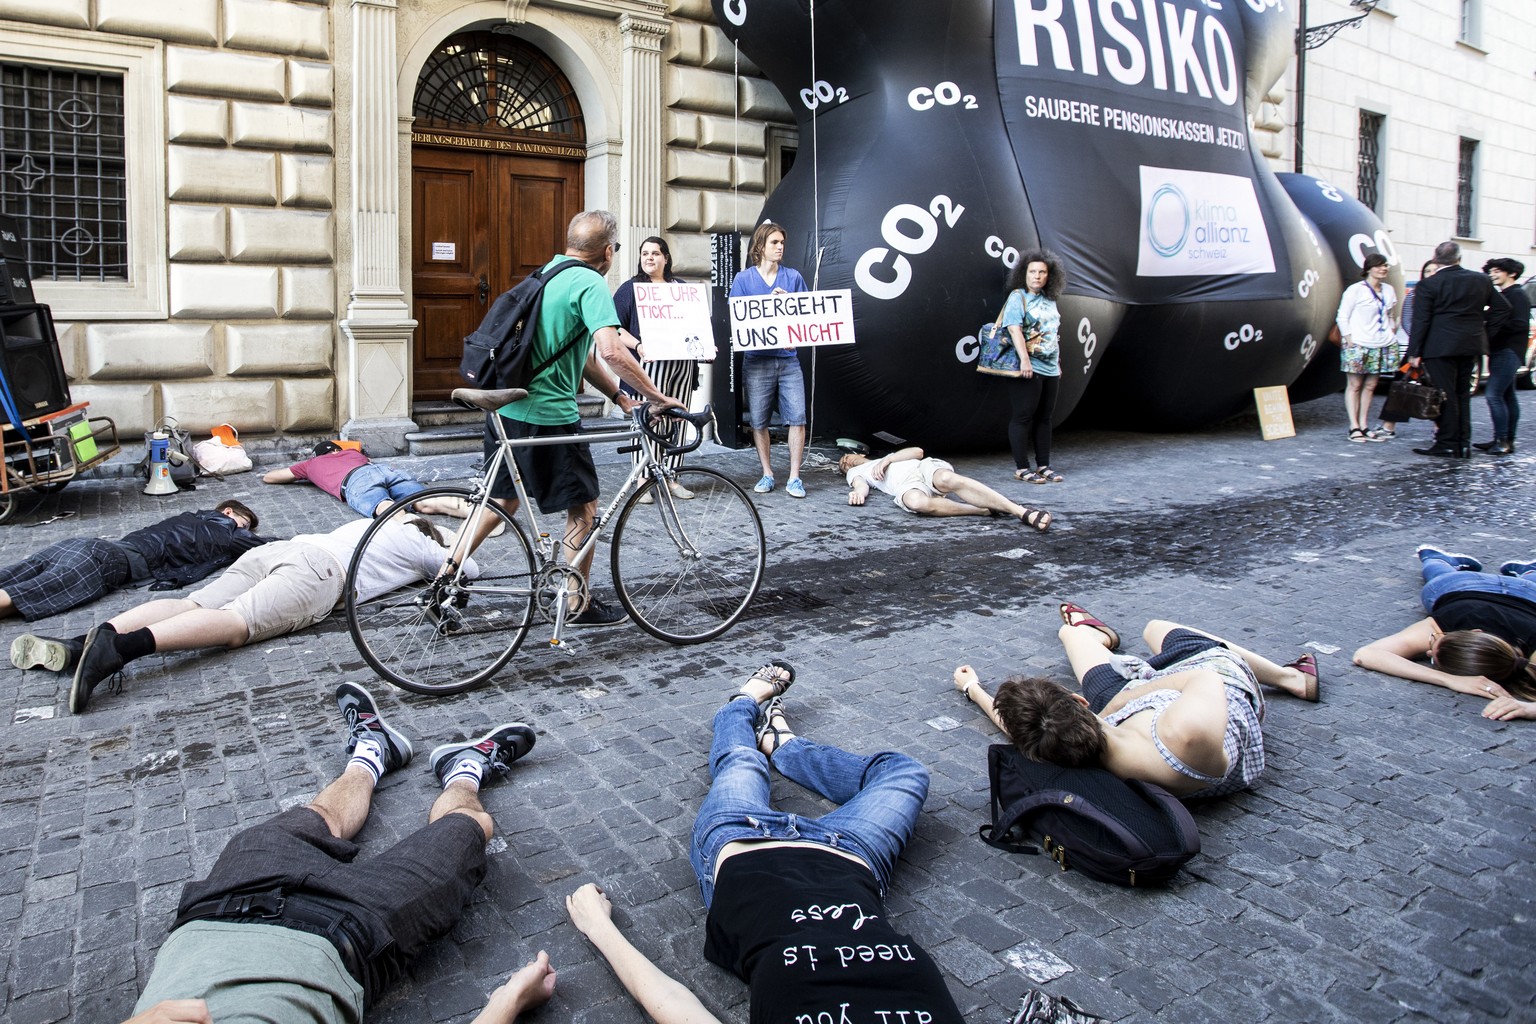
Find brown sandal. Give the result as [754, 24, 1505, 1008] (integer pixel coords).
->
[1058, 602, 1121, 650]
[1283, 654, 1320, 702]
[744, 660, 795, 698]
[1019, 507, 1052, 532]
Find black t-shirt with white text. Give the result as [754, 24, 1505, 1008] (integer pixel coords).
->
[703, 847, 963, 1024]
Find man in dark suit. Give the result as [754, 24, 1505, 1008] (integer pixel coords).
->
[1406, 241, 1511, 457]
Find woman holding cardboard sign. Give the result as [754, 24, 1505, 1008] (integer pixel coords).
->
[730, 221, 810, 499]
[614, 236, 698, 499]
[1002, 249, 1067, 485]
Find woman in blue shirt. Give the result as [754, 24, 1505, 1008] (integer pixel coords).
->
[730, 221, 810, 498]
[1001, 249, 1066, 484]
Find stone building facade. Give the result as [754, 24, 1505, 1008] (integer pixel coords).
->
[0, 0, 790, 446]
[0, 0, 1527, 445]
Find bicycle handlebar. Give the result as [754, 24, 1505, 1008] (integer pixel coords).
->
[633, 404, 714, 457]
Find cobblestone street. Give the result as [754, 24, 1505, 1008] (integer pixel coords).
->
[1, 393, 1532, 1023]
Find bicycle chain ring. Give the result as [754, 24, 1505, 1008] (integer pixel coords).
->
[534, 562, 588, 624]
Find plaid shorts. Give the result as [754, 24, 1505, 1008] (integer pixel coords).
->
[0, 538, 131, 620]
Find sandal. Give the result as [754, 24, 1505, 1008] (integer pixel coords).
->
[1035, 467, 1064, 484]
[1058, 602, 1121, 650]
[1014, 468, 1042, 483]
[745, 660, 795, 699]
[1283, 653, 1321, 702]
[754, 697, 791, 755]
[1019, 507, 1052, 532]
[1348, 428, 1369, 443]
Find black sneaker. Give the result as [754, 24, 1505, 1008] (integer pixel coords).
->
[570, 594, 628, 628]
[335, 681, 414, 774]
[430, 723, 537, 787]
[70, 624, 124, 714]
[11, 634, 82, 673]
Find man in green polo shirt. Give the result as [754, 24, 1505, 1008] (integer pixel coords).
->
[478, 210, 682, 626]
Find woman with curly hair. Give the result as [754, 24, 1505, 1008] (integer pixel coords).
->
[1000, 249, 1067, 484]
[1354, 546, 1536, 721]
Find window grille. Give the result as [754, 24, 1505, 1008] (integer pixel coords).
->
[414, 32, 583, 139]
[1456, 138, 1477, 238]
[0, 61, 127, 282]
[1356, 111, 1383, 214]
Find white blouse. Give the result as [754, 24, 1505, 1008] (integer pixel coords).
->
[1335, 280, 1398, 348]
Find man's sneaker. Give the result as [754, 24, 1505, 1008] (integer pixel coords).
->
[1499, 558, 1536, 578]
[1415, 545, 1482, 571]
[430, 723, 537, 786]
[570, 594, 628, 627]
[70, 624, 124, 715]
[786, 478, 807, 499]
[11, 634, 81, 673]
[753, 474, 775, 494]
[335, 682, 413, 774]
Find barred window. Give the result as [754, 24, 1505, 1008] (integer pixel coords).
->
[0, 61, 127, 282]
[1356, 111, 1383, 214]
[1456, 138, 1477, 238]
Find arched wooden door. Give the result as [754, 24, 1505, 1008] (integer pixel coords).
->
[410, 31, 585, 403]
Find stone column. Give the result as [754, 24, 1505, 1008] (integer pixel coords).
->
[619, 14, 668, 255]
[339, 0, 417, 450]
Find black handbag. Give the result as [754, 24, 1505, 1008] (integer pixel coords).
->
[1380, 365, 1445, 422]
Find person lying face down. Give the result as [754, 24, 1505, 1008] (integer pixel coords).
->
[955, 609, 1318, 798]
[1352, 546, 1536, 722]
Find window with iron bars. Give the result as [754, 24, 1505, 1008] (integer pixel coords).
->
[1456, 138, 1477, 238]
[1356, 111, 1383, 214]
[0, 60, 127, 282]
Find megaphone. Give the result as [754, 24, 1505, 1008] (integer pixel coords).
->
[143, 431, 183, 496]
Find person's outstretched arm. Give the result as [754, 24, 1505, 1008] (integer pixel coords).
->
[263, 467, 298, 484]
[1353, 617, 1502, 696]
[567, 884, 723, 1024]
[472, 951, 558, 1024]
[954, 665, 1008, 734]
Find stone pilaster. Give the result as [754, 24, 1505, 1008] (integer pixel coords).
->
[619, 14, 668, 254]
[340, 0, 416, 448]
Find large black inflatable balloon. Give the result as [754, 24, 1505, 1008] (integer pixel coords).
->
[711, 0, 1402, 444]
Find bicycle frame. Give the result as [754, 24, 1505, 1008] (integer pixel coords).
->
[454, 405, 708, 645]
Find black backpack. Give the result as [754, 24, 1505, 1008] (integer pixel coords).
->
[460, 258, 590, 389]
[979, 744, 1200, 886]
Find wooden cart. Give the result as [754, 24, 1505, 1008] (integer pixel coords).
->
[0, 401, 120, 524]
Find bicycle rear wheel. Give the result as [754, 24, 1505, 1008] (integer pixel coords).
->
[611, 468, 766, 644]
[345, 486, 535, 695]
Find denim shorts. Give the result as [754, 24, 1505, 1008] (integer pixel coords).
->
[687, 698, 929, 907]
[743, 355, 807, 430]
[342, 463, 425, 518]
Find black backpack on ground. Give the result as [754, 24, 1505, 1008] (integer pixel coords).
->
[979, 744, 1200, 886]
[460, 258, 590, 390]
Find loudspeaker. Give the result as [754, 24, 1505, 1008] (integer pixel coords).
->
[0, 215, 35, 306]
[0, 303, 71, 421]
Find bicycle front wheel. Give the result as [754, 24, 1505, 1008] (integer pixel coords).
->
[345, 486, 536, 695]
[611, 468, 766, 644]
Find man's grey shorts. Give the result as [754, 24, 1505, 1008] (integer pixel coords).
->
[189, 542, 345, 643]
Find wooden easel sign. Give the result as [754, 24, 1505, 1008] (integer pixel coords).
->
[1253, 385, 1295, 440]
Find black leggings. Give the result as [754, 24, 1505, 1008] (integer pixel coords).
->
[1007, 374, 1060, 470]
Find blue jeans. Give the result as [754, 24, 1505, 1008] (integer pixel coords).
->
[1420, 556, 1536, 613]
[688, 698, 929, 907]
[743, 355, 807, 429]
[1485, 347, 1522, 441]
[344, 464, 425, 517]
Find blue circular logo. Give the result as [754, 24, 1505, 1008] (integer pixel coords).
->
[1146, 184, 1190, 258]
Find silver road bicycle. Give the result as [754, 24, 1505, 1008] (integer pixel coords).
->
[344, 387, 767, 695]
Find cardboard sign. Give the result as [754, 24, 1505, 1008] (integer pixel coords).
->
[1254, 385, 1295, 441]
[729, 288, 856, 351]
[633, 282, 717, 361]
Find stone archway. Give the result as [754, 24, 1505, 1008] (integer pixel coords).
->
[408, 30, 586, 402]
